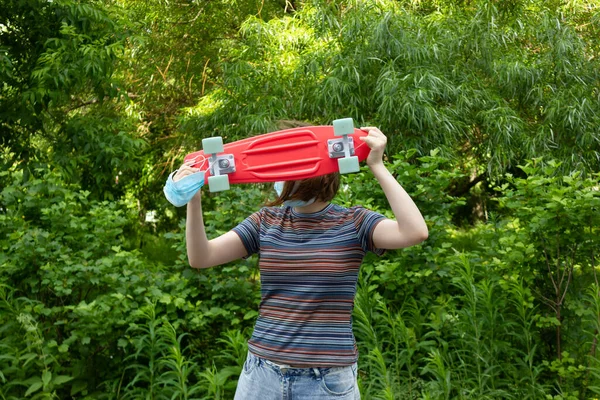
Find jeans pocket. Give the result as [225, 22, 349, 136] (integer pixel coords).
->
[321, 365, 356, 396]
[242, 352, 258, 375]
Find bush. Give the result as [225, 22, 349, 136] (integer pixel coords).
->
[1, 156, 599, 399]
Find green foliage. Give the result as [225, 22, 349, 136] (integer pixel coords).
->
[349, 157, 599, 399]
[1, 0, 125, 138]
[0, 0, 144, 199]
[119, 303, 204, 400]
[0, 166, 258, 397]
[113, 302, 247, 400]
[183, 0, 600, 176]
[1, 152, 599, 398]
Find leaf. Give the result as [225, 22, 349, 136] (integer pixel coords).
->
[71, 380, 87, 396]
[243, 310, 258, 320]
[25, 379, 42, 397]
[53, 375, 74, 385]
[42, 370, 52, 388]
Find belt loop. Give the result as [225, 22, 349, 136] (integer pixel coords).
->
[313, 368, 321, 379]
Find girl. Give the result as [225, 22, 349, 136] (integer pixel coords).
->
[172, 127, 428, 399]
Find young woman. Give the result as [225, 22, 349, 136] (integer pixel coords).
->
[172, 127, 428, 399]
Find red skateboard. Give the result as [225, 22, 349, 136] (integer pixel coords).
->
[183, 118, 371, 192]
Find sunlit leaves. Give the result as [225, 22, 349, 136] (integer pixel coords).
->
[182, 0, 600, 176]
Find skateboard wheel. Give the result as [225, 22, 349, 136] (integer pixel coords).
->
[208, 175, 230, 192]
[202, 137, 224, 154]
[333, 118, 354, 136]
[338, 156, 360, 174]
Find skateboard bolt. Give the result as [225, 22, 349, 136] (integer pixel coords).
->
[218, 159, 230, 169]
[333, 143, 344, 152]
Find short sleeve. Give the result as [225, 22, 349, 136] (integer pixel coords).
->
[231, 210, 262, 257]
[352, 207, 387, 256]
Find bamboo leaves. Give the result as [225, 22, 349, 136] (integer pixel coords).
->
[183, 0, 600, 175]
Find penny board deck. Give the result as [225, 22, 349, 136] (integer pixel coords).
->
[184, 126, 370, 184]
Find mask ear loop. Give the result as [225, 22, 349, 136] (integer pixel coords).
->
[183, 155, 207, 172]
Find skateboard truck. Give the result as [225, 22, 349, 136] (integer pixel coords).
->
[329, 118, 360, 174]
[202, 137, 235, 192]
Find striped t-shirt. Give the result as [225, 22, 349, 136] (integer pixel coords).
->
[232, 203, 386, 367]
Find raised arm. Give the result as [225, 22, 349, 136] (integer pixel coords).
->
[175, 165, 248, 269]
[359, 127, 429, 249]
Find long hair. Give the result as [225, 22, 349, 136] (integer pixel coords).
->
[266, 119, 341, 206]
[266, 173, 341, 207]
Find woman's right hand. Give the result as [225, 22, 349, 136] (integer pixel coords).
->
[172, 163, 204, 202]
[173, 163, 202, 182]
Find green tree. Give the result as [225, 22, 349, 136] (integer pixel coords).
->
[182, 0, 600, 178]
[0, 0, 143, 199]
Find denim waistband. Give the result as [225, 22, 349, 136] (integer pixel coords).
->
[247, 351, 354, 377]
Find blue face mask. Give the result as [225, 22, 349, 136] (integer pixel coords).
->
[163, 171, 205, 207]
[274, 181, 316, 208]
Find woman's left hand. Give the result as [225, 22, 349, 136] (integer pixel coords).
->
[359, 126, 387, 167]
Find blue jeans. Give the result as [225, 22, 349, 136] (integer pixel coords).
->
[234, 351, 361, 400]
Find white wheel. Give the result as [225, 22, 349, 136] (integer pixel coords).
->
[208, 175, 230, 192]
[333, 118, 354, 136]
[338, 156, 360, 174]
[202, 137, 224, 154]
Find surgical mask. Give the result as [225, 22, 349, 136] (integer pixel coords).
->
[274, 181, 316, 208]
[163, 170, 205, 207]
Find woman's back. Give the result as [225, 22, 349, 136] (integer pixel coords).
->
[233, 204, 386, 367]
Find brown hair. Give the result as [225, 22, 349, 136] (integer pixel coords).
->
[265, 119, 340, 206]
[266, 173, 341, 207]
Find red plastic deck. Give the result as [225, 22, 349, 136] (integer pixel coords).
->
[183, 126, 370, 184]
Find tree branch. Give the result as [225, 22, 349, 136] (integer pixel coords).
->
[65, 99, 99, 113]
[558, 244, 577, 294]
[535, 290, 558, 314]
[174, 7, 205, 25]
[542, 243, 559, 292]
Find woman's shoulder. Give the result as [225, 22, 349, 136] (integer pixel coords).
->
[254, 205, 291, 219]
[259, 205, 287, 214]
[331, 204, 386, 222]
[330, 204, 369, 214]
[326, 204, 368, 220]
